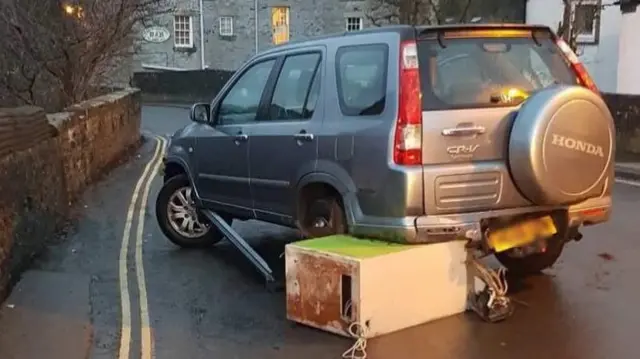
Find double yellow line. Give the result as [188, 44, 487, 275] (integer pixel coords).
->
[118, 135, 167, 359]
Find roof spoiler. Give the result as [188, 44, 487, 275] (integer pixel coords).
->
[416, 24, 555, 42]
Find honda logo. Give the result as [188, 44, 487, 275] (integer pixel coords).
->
[551, 134, 604, 158]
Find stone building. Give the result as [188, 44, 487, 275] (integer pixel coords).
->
[134, 0, 526, 72]
[527, 0, 640, 94]
[134, 0, 371, 72]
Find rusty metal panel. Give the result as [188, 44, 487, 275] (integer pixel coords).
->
[285, 245, 356, 337]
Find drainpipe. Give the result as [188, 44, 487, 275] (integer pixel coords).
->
[199, 0, 206, 69]
[254, 0, 259, 54]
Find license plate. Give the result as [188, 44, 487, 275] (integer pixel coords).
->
[487, 216, 557, 253]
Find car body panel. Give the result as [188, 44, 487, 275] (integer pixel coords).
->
[247, 46, 326, 224]
[163, 24, 614, 245]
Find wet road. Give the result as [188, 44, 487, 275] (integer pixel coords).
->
[25, 106, 640, 358]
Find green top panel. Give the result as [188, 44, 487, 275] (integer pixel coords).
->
[294, 235, 412, 259]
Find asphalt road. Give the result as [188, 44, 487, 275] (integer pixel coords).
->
[4, 105, 640, 359]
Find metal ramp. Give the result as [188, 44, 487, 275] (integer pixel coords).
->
[201, 210, 283, 291]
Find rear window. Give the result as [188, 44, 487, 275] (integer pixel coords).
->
[417, 31, 579, 110]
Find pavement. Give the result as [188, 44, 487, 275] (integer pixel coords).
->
[0, 104, 639, 359]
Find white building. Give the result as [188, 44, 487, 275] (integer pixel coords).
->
[526, 0, 640, 94]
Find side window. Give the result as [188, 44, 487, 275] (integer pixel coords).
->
[335, 44, 388, 117]
[218, 59, 275, 125]
[268, 53, 321, 121]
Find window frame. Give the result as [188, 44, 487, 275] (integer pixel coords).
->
[345, 17, 363, 32]
[262, 51, 323, 123]
[219, 16, 234, 37]
[173, 15, 194, 48]
[334, 43, 389, 117]
[572, 0, 601, 45]
[213, 58, 278, 127]
[271, 6, 290, 45]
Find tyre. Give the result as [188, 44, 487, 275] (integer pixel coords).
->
[155, 174, 231, 248]
[494, 234, 566, 277]
[298, 191, 347, 238]
[507, 86, 614, 206]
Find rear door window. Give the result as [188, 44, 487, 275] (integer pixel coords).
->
[268, 52, 321, 121]
[335, 44, 388, 116]
[417, 30, 579, 110]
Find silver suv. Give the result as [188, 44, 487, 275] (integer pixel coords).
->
[156, 24, 614, 277]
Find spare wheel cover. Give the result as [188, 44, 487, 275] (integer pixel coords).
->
[508, 86, 614, 205]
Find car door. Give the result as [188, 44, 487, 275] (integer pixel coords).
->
[247, 49, 324, 223]
[195, 58, 277, 218]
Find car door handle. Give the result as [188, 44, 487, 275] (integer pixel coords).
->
[441, 126, 486, 137]
[293, 132, 314, 142]
[234, 133, 248, 143]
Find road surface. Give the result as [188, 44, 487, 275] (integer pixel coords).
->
[2, 105, 639, 359]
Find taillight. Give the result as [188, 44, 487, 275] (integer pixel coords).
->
[393, 40, 423, 166]
[556, 39, 599, 93]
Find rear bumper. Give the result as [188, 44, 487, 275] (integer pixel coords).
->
[351, 196, 612, 244]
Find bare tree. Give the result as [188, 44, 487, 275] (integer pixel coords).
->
[0, 0, 169, 111]
[365, 0, 475, 26]
[557, 0, 582, 52]
[557, 0, 604, 54]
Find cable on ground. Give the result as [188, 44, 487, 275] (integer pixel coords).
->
[342, 299, 368, 359]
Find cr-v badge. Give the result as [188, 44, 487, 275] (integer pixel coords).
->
[550, 134, 604, 158]
[447, 144, 479, 159]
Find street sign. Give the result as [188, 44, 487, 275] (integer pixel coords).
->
[142, 27, 170, 43]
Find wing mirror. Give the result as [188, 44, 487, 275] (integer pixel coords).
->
[190, 103, 210, 123]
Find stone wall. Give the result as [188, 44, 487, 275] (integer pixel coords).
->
[132, 69, 234, 104]
[602, 93, 640, 161]
[0, 89, 141, 299]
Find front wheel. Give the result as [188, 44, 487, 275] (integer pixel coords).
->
[494, 234, 566, 277]
[155, 174, 230, 248]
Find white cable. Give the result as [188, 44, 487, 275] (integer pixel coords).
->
[342, 300, 368, 359]
[342, 322, 368, 359]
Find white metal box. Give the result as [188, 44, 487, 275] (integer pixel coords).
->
[285, 236, 469, 338]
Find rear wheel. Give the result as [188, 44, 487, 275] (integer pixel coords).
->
[494, 234, 566, 277]
[156, 174, 231, 248]
[298, 189, 347, 238]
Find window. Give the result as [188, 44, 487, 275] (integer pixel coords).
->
[174, 15, 193, 48]
[219, 16, 234, 36]
[345, 17, 363, 32]
[335, 44, 388, 116]
[272, 7, 290, 45]
[217, 60, 276, 125]
[416, 34, 579, 110]
[573, 0, 600, 44]
[268, 53, 322, 121]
